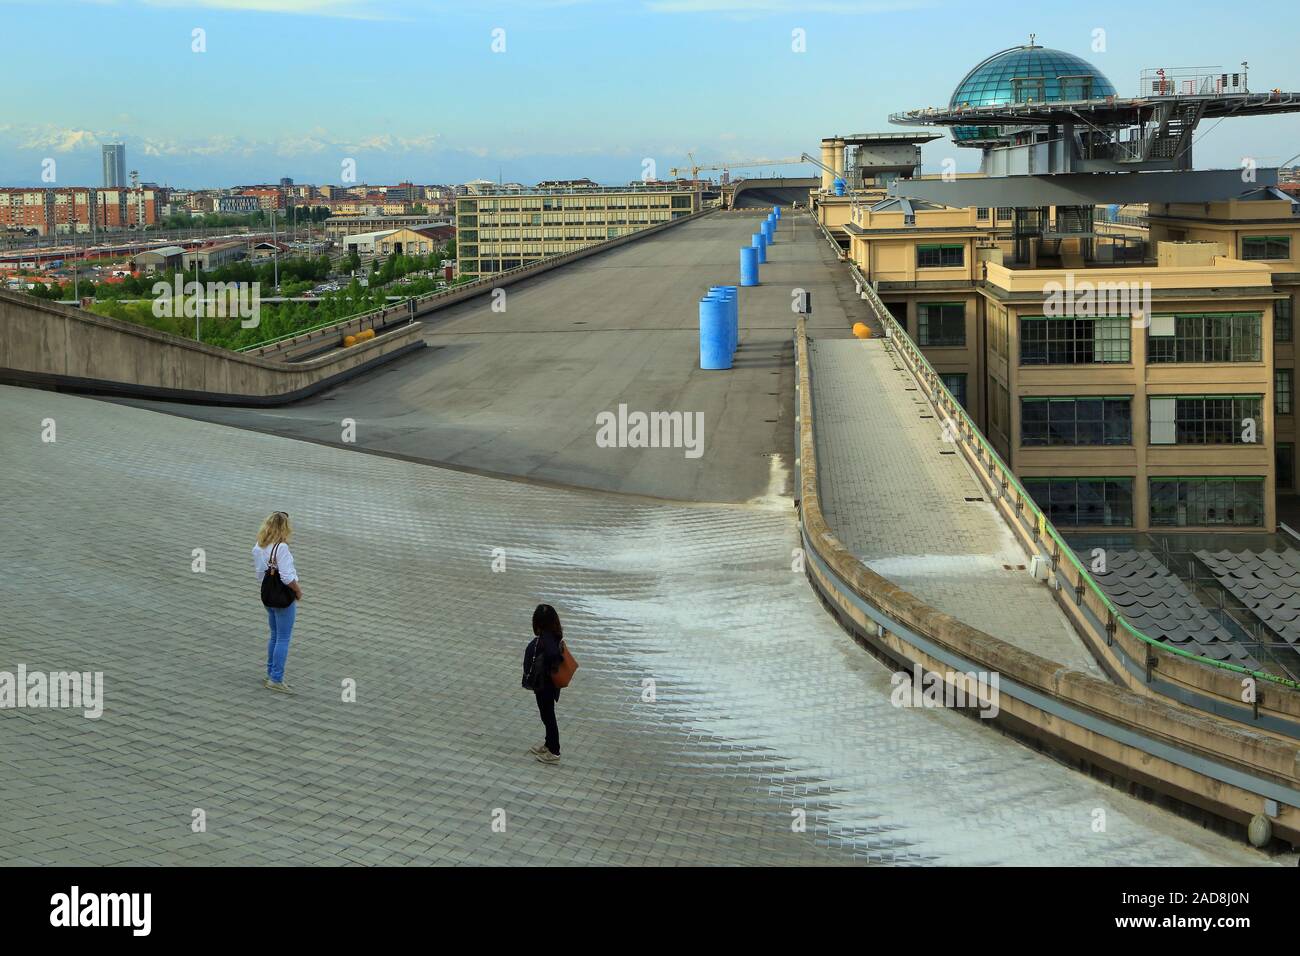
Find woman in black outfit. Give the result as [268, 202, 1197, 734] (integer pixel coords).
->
[529, 604, 564, 765]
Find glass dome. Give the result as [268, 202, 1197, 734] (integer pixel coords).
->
[949, 45, 1117, 142]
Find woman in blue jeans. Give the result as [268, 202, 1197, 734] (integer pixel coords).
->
[528, 604, 565, 764]
[253, 511, 303, 693]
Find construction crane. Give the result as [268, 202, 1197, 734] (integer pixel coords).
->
[668, 156, 805, 182]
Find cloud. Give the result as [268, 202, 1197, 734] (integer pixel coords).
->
[131, 0, 396, 19]
[18, 128, 102, 152]
[1, 123, 445, 162]
[644, 0, 929, 11]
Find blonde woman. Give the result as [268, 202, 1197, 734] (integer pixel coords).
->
[253, 512, 303, 693]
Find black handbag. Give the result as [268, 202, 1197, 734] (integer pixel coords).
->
[260, 543, 296, 609]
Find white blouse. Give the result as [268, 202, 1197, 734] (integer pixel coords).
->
[252, 542, 299, 584]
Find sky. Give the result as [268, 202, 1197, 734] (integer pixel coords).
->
[1, 0, 1297, 189]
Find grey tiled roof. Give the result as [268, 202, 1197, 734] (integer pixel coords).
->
[1196, 549, 1300, 648]
[1094, 550, 1258, 667]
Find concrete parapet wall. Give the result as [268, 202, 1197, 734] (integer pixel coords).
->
[0, 289, 425, 405]
[794, 316, 1300, 843]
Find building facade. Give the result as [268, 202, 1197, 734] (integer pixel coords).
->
[455, 186, 699, 280]
[820, 176, 1300, 534]
[182, 241, 247, 271]
[102, 144, 126, 188]
[0, 185, 164, 235]
[218, 196, 261, 215]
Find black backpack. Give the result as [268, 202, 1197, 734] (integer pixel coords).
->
[522, 637, 545, 691]
[260, 543, 296, 609]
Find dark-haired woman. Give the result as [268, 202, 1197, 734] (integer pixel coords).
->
[528, 603, 565, 765]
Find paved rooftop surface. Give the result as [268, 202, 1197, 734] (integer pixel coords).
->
[117, 212, 854, 504]
[0, 384, 1281, 865]
[809, 336, 1107, 677]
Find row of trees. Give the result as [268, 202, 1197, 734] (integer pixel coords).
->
[88, 277, 396, 350]
[21, 254, 336, 302]
[76, 249, 458, 350]
[159, 205, 334, 230]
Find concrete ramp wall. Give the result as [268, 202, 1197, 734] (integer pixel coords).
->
[0, 290, 425, 406]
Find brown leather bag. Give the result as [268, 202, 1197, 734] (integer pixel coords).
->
[552, 639, 579, 688]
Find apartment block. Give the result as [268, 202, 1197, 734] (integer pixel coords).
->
[455, 186, 699, 279]
[0, 185, 163, 234]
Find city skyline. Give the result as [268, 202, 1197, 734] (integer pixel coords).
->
[2, 0, 1298, 188]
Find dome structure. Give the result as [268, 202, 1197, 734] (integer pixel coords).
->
[949, 44, 1117, 143]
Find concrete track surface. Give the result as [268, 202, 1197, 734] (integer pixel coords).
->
[115, 213, 854, 503]
[0, 385, 1281, 865]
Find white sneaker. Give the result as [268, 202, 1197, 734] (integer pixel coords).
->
[535, 749, 560, 765]
[528, 742, 548, 755]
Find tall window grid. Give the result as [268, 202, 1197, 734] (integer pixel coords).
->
[1147, 313, 1262, 364]
[1149, 395, 1263, 445]
[1149, 477, 1265, 527]
[1277, 369, 1293, 415]
[1023, 477, 1134, 528]
[940, 373, 968, 409]
[1020, 316, 1131, 365]
[1021, 397, 1131, 446]
[917, 303, 966, 346]
[1275, 296, 1292, 343]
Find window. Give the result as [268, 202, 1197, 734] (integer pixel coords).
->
[671, 195, 693, 209]
[1147, 313, 1262, 363]
[1149, 395, 1262, 444]
[1149, 477, 1265, 527]
[1020, 316, 1131, 365]
[1241, 235, 1290, 261]
[1277, 297, 1293, 344]
[940, 373, 967, 408]
[916, 244, 963, 268]
[976, 207, 990, 222]
[1023, 477, 1134, 528]
[1278, 443, 1295, 492]
[1021, 397, 1131, 446]
[996, 207, 1013, 221]
[917, 303, 965, 346]
[1277, 369, 1293, 415]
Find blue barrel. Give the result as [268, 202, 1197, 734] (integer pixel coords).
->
[739, 246, 759, 287]
[772, 205, 780, 219]
[833, 177, 846, 196]
[711, 285, 738, 355]
[699, 296, 731, 369]
[762, 220, 774, 243]
[752, 233, 767, 263]
[721, 285, 739, 353]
